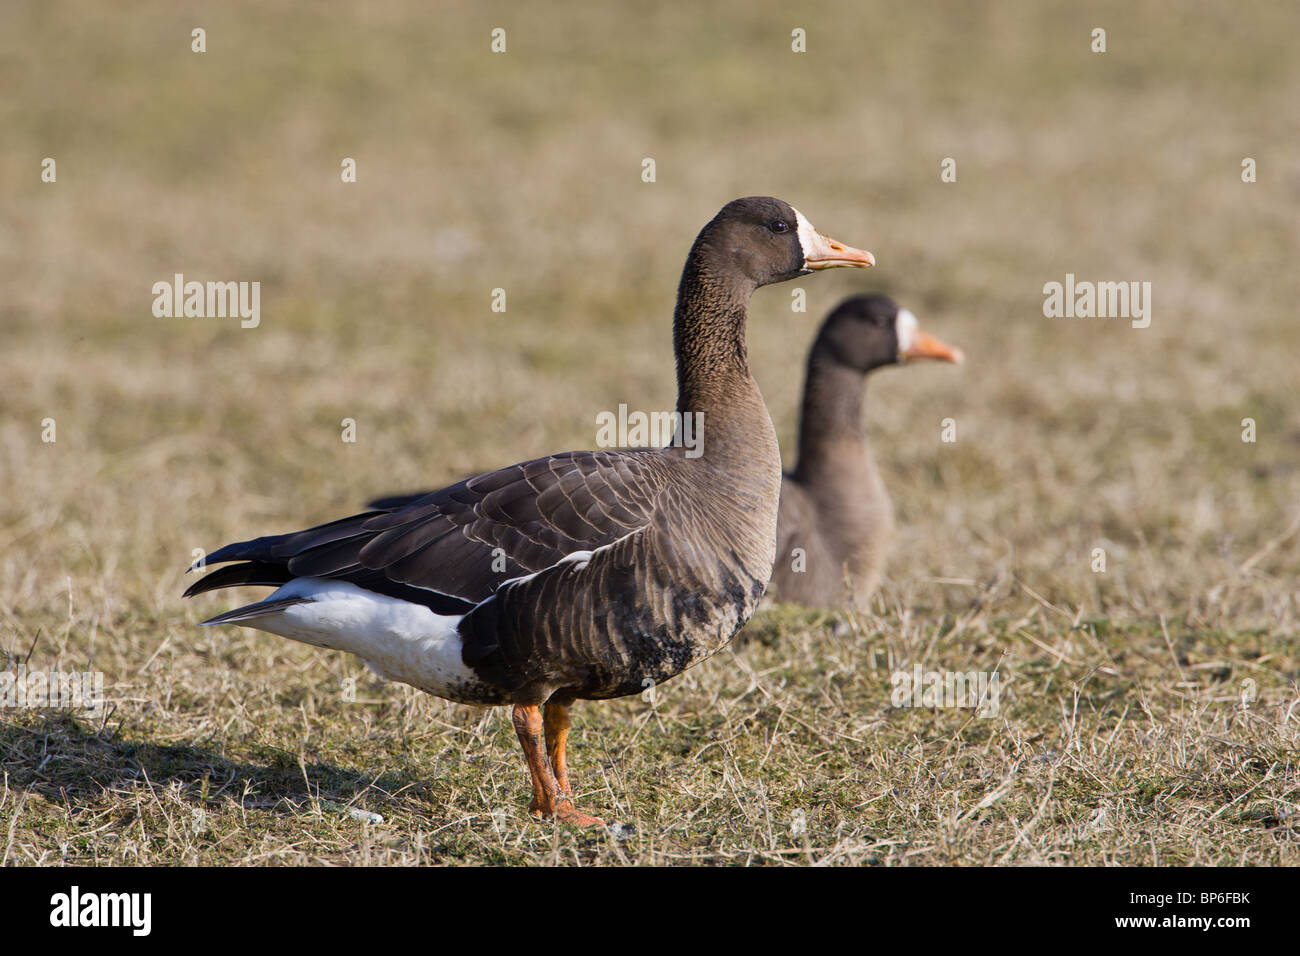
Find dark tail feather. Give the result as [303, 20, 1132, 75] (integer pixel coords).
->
[183, 561, 293, 598]
[188, 535, 288, 572]
[187, 511, 388, 573]
[182, 556, 475, 616]
[200, 597, 306, 626]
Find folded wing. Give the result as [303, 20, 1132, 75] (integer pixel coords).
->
[185, 449, 670, 608]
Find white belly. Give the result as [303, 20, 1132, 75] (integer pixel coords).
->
[246, 577, 487, 701]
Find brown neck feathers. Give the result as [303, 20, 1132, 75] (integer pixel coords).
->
[793, 348, 869, 481]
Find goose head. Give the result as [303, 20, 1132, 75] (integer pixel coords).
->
[697, 197, 876, 289]
[816, 295, 964, 371]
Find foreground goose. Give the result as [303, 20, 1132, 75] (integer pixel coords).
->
[767, 295, 962, 608]
[184, 197, 874, 826]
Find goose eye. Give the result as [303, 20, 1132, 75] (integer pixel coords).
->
[769, 220, 790, 234]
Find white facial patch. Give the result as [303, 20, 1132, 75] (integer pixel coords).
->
[895, 308, 918, 357]
[793, 207, 819, 270]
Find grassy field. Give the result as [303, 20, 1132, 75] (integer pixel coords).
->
[1, 1, 1298, 865]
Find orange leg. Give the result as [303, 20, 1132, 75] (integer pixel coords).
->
[511, 704, 604, 828]
[544, 701, 572, 797]
[512, 704, 554, 817]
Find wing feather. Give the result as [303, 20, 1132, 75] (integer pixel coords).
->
[187, 449, 672, 605]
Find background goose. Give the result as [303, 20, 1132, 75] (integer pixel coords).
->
[767, 295, 961, 609]
[184, 197, 874, 826]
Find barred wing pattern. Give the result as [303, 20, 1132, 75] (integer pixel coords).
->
[187, 449, 671, 609]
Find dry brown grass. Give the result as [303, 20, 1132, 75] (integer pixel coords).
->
[1, 0, 1298, 865]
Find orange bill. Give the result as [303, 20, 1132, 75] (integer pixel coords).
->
[803, 231, 876, 269]
[904, 329, 963, 364]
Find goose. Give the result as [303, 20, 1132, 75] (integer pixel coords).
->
[183, 197, 875, 826]
[767, 295, 962, 608]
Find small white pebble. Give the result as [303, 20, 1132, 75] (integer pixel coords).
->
[606, 821, 634, 841]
